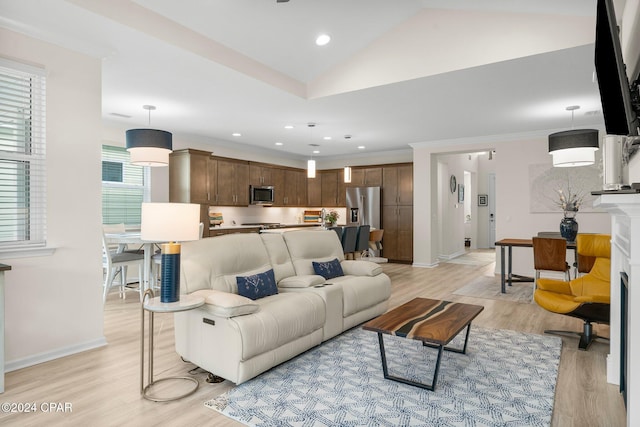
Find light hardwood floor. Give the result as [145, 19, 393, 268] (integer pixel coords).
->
[0, 256, 626, 426]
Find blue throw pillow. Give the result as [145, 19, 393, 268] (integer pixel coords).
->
[236, 269, 278, 300]
[312, 258, 344, 280]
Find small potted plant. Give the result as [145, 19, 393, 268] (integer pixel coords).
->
[324, 210, 339, 227]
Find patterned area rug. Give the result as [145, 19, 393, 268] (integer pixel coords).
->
[453, 275, 533, 303]
[205, 326, 561, 426]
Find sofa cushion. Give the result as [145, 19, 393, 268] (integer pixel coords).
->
[236, 269, 278, 300]
[278, 275, 326, 288]
[341, 260, 383, 277]
[283, 230, 345, 275]
[329, 274, 392, 317]
[312, 258, 344, 279]
[231, 292, 326, 360]
[260, 233, 296, 282]
[191, 289, 259, 318]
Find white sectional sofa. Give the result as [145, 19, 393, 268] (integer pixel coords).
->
[174, 230, 391, 385]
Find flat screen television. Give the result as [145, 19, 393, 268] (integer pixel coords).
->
[595, 0, 639, 137]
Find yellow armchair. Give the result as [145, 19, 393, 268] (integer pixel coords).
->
[534, 234, 611, 350]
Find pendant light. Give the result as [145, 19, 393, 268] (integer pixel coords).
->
[548, 106, 599, 167]
[343, 166, 352, 183]
[307, 122, 317, 178]
[126, 105, 173, 167]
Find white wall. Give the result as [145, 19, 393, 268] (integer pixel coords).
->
[0, 29, 105, 370]
[412, 132, 611, 274]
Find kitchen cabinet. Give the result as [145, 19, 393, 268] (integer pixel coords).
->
[216, 158, 249, 206]
[321, 170, 339, 206]
[348, 167, 382, 187]
[169, 149, 216, 204]
[383, 164, 413, 206]
[282, 169, 306, 206]
[382, 205, 413, 262]
[382, 163, 413, 262]
[307, 174, 322, 207]
[249, 164, 276, 186]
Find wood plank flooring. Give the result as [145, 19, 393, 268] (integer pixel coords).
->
[0, 256, 626, 426]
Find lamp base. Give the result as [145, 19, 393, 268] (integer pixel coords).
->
[160, 242, 181, 303]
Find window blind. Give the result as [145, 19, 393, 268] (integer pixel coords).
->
[0, 59, 46, 250]
[101, 145, 150, 225]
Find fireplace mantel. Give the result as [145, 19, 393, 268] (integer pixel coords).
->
[593, 193, 640, 426]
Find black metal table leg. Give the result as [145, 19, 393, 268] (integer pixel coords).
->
[500, 245, 506, 293]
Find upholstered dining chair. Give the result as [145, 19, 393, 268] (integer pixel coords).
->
[341, 226, 358, 259]
[533, 233, 611, 350]
[101, 231, 144, 303]
[355, 225, 371, 259]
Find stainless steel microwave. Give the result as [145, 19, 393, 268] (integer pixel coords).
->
[250, 185, 274, 205]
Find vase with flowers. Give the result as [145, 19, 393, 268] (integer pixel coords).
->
[324, 209, 339, 227]
[556, 187, 583, 242]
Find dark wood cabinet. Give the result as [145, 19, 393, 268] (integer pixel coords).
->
[321, 170, 339, 206]
[281, 169, 306, 206]
[249, 164, 276, 186]
[216, 158, 249, 206]
[169, 149, 215, 204]
[381, 163, 413, 262]
[349, 167, 382, 187]
[307, 175, 322, 207]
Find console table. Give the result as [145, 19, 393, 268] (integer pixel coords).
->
[0, 263, 11, 393]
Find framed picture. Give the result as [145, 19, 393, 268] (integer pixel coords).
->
[458, 184, 464, 203]
[478, 194, 488, 206]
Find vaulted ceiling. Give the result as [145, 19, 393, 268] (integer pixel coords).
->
[0, 0, 604, 158]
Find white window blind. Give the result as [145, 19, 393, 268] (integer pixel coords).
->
[0, 59, 47, 250]
[102, 145, 150, 225]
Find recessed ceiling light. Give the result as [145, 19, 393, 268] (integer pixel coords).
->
[232, 132, 241, 137]
[357, 145, 365, 150]
[323, 136, 332, 140]
[313, 150, 320, 154]
[275, 142, 283, 146]
[284, 125, 294, 129]
[316, 34, 331, 46]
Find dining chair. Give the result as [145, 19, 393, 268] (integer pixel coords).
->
[532, 237, 571, 297]
[102, 231, 144, 303]
[355, 225, 371, 259]
[341, 226, 358, 259]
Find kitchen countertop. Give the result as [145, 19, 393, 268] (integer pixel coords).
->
[209, 223, 324, 231]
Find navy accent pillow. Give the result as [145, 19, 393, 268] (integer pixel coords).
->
[312, 258, 344, 280]
[236, 269, 278, 300]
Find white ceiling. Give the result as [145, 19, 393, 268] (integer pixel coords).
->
[0, 0, 606, 159]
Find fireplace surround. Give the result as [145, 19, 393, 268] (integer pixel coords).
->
[594, 193, 640, 427]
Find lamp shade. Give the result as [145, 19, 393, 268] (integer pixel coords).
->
[307, 159, 316, 178]
[344, 166, 352, 183]
[126, 129, 173, 167]
[141, 203, 200, 242]
[548, 129, 599, 167]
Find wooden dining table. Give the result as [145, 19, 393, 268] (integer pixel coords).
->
[494, 238, 577, 294]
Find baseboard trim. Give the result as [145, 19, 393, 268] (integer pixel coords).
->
[5, 336, 108, 373]
[412, 262, 438, 268]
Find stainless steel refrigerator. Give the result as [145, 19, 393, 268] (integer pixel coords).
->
[345, 186, 381, 229]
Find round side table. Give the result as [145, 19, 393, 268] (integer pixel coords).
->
[140, 290, 205, 402]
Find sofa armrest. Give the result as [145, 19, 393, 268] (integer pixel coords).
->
[340, 260, 383, 277]
[278, 275, 326, 288]
[190, 289, 259, 318]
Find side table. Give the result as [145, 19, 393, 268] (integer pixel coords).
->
[141, 289, 205, 401]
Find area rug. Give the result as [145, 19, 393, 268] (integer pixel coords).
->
[205, 326, 561, 426]
[453, 275, 533, 303]
[446, 251, 496, 266]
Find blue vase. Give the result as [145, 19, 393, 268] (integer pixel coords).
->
[560, 213, 578, 242]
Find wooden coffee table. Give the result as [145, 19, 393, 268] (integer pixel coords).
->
[362, 297, 484, 391]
